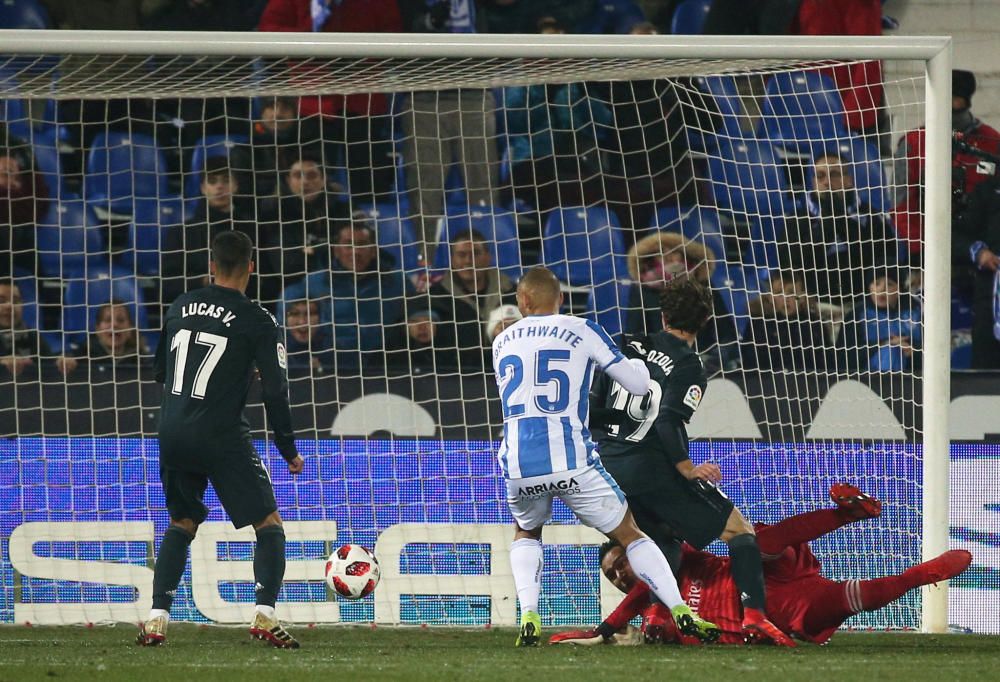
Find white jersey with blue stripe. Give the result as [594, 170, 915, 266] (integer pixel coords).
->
[491, 314, 626, 479]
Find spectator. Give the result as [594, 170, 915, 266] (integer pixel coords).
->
[284, 298, 335, 372]
[398, 0, 498, 256]
[624, 231, 739, 375]
[163, 157, 256, 302]
[145, 0, 268, 31]
[576, 0, 646, 33]
[840, 269, 922, 374]
[250, 96, 323, 199]
[281, 220, 410, 371]
[501, 18, 613, 222]
[56, 302, 149, 376]
[953, 174, 1000, 369]
[257, 0, 402, 204]
[894, 69, 1000, 253]
[259, 152, 350, 302]
[485, 302, 522, 343]
[780, 152, 898, 308]
[429, 228, 516, 373]
[789, 0, 885, 140]
[385, 305, 458, 373]
[740, 271, 833, 374]
[0, 280, 50, 379]
[0, 149, 48, 278]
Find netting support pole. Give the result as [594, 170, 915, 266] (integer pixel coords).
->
[921, 39, 953, 635]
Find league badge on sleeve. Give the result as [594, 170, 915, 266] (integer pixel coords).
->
[683, 385, 703, 411]
[277, 342, 288, 370]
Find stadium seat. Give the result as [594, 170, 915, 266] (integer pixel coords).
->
[36, 197, 108, 278]
[85, 131, 169, 217]
[542, 205, 626, 287]
[0, 0, 50, 29]
[130, 198, 186, 277]
[951, 343, 972, 370]
[759, 70, 849, 153]
[811, 136, 889, 213]
[696, 75, 746, 141]
[585, 281, 632, 344]
[670, 0, 711, 35]
[62, 267, 150, 348]
[708, 138, 791, 219]
[711, 261, 763, 335]
[433, 203, 522, 278]
[355, 203, 422, 274]
[184, 134, 250, 198]
[648, 205, 727, 266]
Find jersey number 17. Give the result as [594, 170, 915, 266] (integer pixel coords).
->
[169, 329, 229, 399]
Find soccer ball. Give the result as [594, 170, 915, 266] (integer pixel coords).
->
[325, 544, 380, 600]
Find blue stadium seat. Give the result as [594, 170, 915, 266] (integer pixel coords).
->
[85, 131, 169, 217]
[433, 203, 521, 278]
[710, 261, 763, 335]
[542, 205, 626, 287]
[36, 197, 108, 278]
[648, 205, 727, 266]
[355, 202, 422, 274]
[759, 70, 849, 152]
[0, 0, 50, 28]
[951, 343, 973, 370]
[811, 136, 889, 213]
[670, 0, 711, 34]
[184, 134, 250, 198]
[129, 198, 186, 277]
[697, 75, 746, 142]
[585, 281, 632, 344]
[62, 267, 149, 347]
[708, 138, 791, 219]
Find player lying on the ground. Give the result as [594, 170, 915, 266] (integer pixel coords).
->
[550, 484, 972, 646]
[591, 276, 792, 645]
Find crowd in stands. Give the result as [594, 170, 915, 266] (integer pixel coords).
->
[1, 0, 999, 384]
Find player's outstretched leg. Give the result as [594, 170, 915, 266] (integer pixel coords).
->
[137, 522, 195, 646]
[249, 519, 299, 649]
[510, 535, 544, 647]
[848, 550, 973, 614]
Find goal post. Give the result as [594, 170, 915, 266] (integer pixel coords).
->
[0, 30, 955, 633]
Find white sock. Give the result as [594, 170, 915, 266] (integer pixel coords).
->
[510, 538, 543, 615]
[147, 608, 169, 622]
[625, 537, 683, 609]
[255, 604, 276, 619]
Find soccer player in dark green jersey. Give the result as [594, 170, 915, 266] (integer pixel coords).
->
[591, 277, 795, 647]
[137, 231, 303, 649]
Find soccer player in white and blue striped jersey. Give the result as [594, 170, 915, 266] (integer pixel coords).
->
[491, 267, 719, 647]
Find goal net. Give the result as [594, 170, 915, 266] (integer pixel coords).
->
[0, 31, 965, 633]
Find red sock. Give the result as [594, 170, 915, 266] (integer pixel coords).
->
[756, 509, 853, 556]
[852, 573, 920, 612]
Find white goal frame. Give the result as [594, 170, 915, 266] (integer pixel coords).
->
[0, 30, 953, 633]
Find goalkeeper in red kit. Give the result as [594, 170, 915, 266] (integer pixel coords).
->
[551, 484, 972, 646]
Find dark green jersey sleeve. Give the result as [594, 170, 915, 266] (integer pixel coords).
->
[661, 357, 706, 423]
[252, 313, 298, 461]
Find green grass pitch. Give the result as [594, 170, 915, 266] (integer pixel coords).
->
[0, 625, 996, 682]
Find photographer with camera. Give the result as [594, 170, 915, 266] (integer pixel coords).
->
[892, 69, 1000, 256]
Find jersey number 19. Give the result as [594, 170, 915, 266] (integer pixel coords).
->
[609, 381, 661, 442]
[169, 329, 229, 399]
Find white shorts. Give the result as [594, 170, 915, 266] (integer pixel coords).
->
[505, 463, 628, 534]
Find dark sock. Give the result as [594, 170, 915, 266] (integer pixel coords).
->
[254, 525, 286, 607]
[755, 509, 854, 556]
[152, 525, 194, 611]
[727, 533, 767, 612]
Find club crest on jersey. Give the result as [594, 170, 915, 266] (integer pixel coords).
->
[276, 342, 287, 370]
[683, 385, 703, 411]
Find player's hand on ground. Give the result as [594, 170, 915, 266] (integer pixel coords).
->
[687, 462, 722, 483]
[287, 455, 304, 475]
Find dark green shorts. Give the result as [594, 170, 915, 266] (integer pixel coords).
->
[159, 434, 278, 529]
[626, 473, 734, 551]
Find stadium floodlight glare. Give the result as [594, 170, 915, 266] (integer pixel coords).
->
[0, 30, 951, 634]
